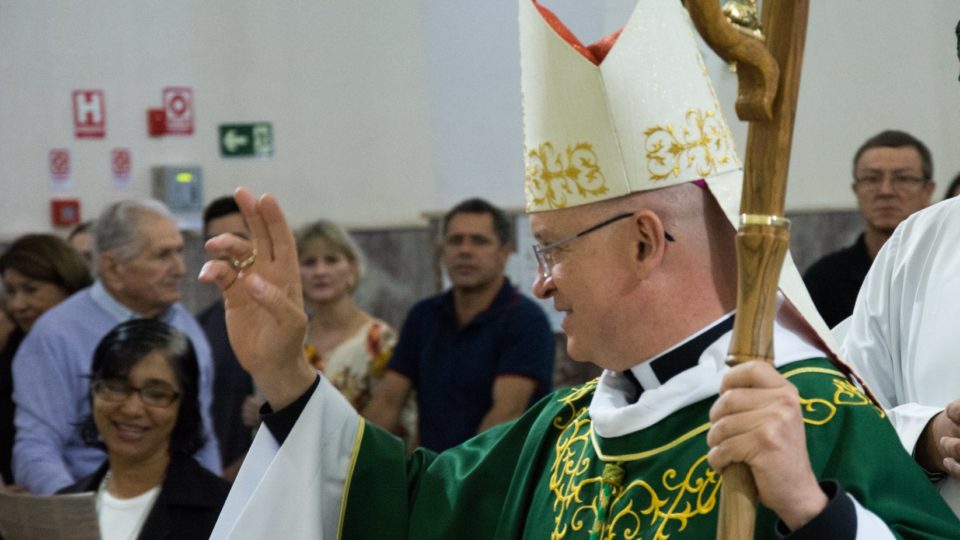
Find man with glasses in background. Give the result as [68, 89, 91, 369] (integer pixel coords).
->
[803, 130, 935, 327]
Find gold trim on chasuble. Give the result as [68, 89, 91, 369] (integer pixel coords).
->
[782, 367, 886, 424]
[336, 419, 366, 540]
[547, 368, 883, 539]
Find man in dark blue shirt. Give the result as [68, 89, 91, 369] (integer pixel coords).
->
[363, 198, 555, 451]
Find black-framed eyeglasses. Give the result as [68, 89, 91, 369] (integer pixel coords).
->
[854, 173, 930, 194]
[532, 212, 675, 279]
[92, 379, 181, 408]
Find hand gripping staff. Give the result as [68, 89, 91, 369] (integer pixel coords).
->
[685, 1, 809, 538]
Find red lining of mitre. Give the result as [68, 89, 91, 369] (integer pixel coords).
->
[533, 1, 623, 65]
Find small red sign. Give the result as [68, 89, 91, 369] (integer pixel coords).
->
[163, 87, 193, 135]
[49, 149, 70, 180]
[72, 89, 106, 138]
[112, 148, 131, 186]
[51, 199, 81, 227]
[147, 108, 166, 136]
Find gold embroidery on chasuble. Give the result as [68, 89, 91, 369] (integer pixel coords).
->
[548, 383, 720, 540]
[782, 367, 886, 425]
[832, 379, 885, 418]
[525, 142, 609, 210]
[546, 368, 881, 539]
[643, 108, 734, 182]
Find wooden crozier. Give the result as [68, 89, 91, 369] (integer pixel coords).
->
[685, 1, 810, 538]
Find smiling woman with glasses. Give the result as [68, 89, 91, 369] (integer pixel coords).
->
[58, 319, 230, 540]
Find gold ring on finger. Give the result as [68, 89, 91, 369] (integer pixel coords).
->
[232, 249, 257, 272]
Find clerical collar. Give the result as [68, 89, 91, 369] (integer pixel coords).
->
[624, 312, 735, 396]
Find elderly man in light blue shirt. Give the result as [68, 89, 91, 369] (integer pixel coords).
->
[12, 199, 220, 494]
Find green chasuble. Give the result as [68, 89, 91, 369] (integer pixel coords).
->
[341, 358, 958, 539]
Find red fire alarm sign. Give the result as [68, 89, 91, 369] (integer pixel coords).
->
[163, 87, 193, 135]
[51, 199, 81, 227]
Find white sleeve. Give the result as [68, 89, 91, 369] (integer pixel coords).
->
[839, 228, 903, 411]
[887, 402, 943, 456]
[851, 495, 897, 540]
[211, 377, 361, 540]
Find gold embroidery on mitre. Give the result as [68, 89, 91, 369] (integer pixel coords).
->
[644, 108, 734, 182]
[525, 142, 609, 210]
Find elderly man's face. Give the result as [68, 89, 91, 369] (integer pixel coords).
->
[530, 205, 636, 366]
[113, 213, 186, 316]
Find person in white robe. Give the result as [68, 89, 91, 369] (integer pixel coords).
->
[837, 196, 960, 516]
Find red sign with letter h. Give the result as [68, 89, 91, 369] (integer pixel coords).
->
[72, 90, 105, 139]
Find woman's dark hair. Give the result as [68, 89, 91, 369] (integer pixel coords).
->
[0, 234, 92, 293]
[80, 319, 206, 456]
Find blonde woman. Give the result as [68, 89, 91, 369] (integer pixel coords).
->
[295, 220, 396, 411]
[241, 220, 417, 445]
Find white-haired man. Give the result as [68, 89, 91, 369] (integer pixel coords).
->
[12, 199, 220, 494]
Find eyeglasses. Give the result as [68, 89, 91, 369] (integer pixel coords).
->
[854, 173, 929, 194]
[532, 212, 675, 279]
[92, 379, 181, 408]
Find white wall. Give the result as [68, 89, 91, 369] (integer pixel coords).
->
[790, 0, 960, 209]
[0, 0, 437, 236]
[2, 1, 959, 239]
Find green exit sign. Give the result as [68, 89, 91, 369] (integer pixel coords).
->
[219, 123, 273, 158]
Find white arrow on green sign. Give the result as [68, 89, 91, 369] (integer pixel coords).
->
[219, 123, 273, 158]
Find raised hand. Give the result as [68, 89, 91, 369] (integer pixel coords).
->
[198, 188, 316, 409]
[707, 361, 828, 532]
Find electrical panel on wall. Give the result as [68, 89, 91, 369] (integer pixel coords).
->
[151, 165, 203, 213]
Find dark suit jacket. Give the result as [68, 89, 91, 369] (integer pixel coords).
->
[197, 300, 255, 467]
[59, 451, 231, 540]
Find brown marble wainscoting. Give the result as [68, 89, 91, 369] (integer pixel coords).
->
[171, 206, 867, 390]
[349, 227, 438, 330]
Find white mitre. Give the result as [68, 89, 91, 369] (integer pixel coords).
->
[519, 0, 838, 352]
